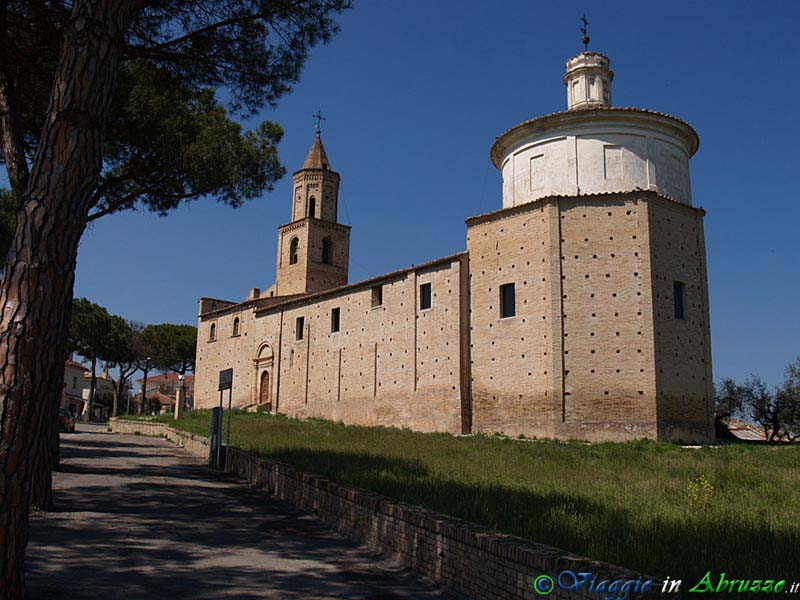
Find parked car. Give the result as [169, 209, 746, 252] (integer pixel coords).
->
[59, 408, 76, 433]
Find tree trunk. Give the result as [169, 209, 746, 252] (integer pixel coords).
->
[111, 381, 119, 418]
[0, 2, 133, 598]
[29, 397, 60, 510]
[86, 355, 97, 422]
[139, 366, 150, 415]
[112, 364, 135, 418]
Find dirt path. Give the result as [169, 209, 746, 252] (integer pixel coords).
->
[26, 424, 446, 599]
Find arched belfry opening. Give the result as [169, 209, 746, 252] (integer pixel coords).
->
[309, 196, 316, 218]
[289, 237, 299, 265]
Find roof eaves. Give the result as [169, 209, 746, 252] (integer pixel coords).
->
[465, 190, 705, 227]
[255, 252, 468, 315]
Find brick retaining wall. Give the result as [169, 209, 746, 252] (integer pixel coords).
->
[109, 419, 663, 600]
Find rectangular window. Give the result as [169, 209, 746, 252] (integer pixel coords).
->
[295, 316, 305, 340]
[500, 283, 516, 318]
[673, 281, 685, 320]
[420, 282, 432, 310]
[331, 307, 340, 333]
[371, 285, 383, 308]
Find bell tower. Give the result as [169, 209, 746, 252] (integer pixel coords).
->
[275, 131, 351, 296]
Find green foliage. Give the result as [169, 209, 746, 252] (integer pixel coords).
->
[103, 316, 138, 366]
[1, 0, 351, 218]
[145, 396, 162, 415]
[69, 298, 115, 362]
[131, 410, 800, 581]
[140, 323, 197, 374]
[741, 374, 797, 442]
[94, 61, 285, 219]
[129, 1, 351, 114]
[785, 357, 800, 439]
[714, 377, 745, 421]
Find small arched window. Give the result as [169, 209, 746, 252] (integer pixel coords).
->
[232, 317, 240, 336]
[321, 237, 333, 264]
[289, 237, 299, 265]
[209, 323, 216, 341]
[308, 196, 316, 219]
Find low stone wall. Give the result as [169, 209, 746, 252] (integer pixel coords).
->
[109, 419, 210, 460]
[108, 419, 660, 600]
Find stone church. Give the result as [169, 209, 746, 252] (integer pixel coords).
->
[195, 48, 714, 442]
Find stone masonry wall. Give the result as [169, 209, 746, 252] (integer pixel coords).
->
[109, 419, 664, 600]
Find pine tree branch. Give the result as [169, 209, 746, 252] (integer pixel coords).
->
[0, 71, 30, 198]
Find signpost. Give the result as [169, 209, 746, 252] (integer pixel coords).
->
[216, 368, 233, 469]
[210, 406, 222, 465]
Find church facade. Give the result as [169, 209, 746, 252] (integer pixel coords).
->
[194, 49, 714, 442]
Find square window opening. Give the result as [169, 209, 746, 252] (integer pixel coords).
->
[371, 285, 383, 308]
[500, 283, 516, 318]
[673, 281, 685, 320]
[420, 283, 432, 310]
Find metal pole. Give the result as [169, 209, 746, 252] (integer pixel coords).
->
[225, 387, 233, 472]
[217, 389, 223, 467]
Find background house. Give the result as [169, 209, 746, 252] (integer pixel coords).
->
[62, 358, 88, 415]
[81, 366, 117, 420]
[134, 373, 195, 415]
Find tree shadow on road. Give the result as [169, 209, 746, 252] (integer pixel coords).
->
[26, 436, 446, 600]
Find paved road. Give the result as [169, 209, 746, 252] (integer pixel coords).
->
[26, 424, 446, 599]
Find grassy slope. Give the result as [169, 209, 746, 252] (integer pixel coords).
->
[129, 411, 799, 581]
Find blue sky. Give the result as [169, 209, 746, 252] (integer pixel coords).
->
[73, 1, 799, 387]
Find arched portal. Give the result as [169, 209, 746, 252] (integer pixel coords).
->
[253, 342, 275, 411]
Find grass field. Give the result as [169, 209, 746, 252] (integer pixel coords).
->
[125, 411, 799, 581]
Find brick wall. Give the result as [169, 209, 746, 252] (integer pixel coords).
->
[467, 191, 712, 442]
[195, 189, 712, 443]
[195, 254, 469, 434]
[467, 201, 554, 438]
[648, 201, 714, 441]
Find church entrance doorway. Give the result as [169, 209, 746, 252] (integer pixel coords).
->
[259, 370, 271, 411]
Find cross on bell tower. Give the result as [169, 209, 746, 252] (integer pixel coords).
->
[312, 110, 326, 134]
[580, 15, 590, 51]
